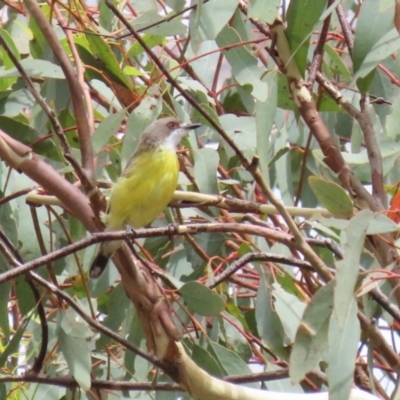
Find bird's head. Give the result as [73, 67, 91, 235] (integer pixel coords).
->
[137, 117, 201, 152]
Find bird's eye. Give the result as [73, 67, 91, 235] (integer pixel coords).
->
[167, 121, 176, 129]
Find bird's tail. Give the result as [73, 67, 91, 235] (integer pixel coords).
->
[89, 240, 122, 279]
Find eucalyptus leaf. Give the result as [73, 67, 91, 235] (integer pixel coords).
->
[127, 34, 165, 57]
[0, 59, 64, 79]
[289, 282, 334, 382]
[192, 344, 224, 378]
[256, 274, 287, 359]
[0, 28, 20, 90]
[216, 26, 268, 101]
[0, 282, 10, 338]
[58, 313, 91, 391]
[219, 114, 257, 150]
[193, 148, 219, 195]
[328, 299, 360, 400]
[308, 176, 353, 217]
[0, 320, 27, 369]
[190, 0, 240, 42]
[180, 282, 224, 316]
[208, 341, 254, 378]
[92, 110, 125, 155]
[286, 0, 328, 75]
[273, 282, 306, 344]
[353, 0, 395, 92]
[131, 10, 187, 36]
[248, 0, 280, 24]
[334, 210, 372, 328]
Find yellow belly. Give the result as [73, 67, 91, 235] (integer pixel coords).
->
[104, 147, 179, 230]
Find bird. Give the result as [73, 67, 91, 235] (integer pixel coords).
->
[89, 117, 201, 279]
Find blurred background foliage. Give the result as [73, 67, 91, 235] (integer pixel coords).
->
[0, 0, 400, 399]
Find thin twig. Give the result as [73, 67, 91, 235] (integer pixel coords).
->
[308, 0, 334, 85]
[336, 3, 354, 56]
[207, 252, 314, 288]
[0, 222, 295, 284]
[117, 0, 210, 39]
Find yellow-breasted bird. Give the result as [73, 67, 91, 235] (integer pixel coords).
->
[89, 117, 201, 279]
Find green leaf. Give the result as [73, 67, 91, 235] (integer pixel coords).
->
[92, 110, 126, 155]
[277, 72, 295, 110]
[0, 189, 18, 248]
[180, 282, 224, 316]
[289, 282, 334, 382]
[324, 44, 352, 81]
[98, 0, 113, 31]
[357, 270, 388, 297]
[0, 28, 20, 91]
[219, 114, 257, 151]
[334, 210, 372, 329]
[132, 11, 187, 36]
[286, 0, 328, 75]
[385, 97, 400, 141]
[273, 282, 306, 344]
[190, 0, 240, 41]
[123, 66, 144, 76]
[346, 141, 400, 182]
[192, 344, 224, 377]
[0, 282, 10, 338]
[28, 9, 46, 59]
[164, 0, 186, 12]
[0, 320, 27, 368]
[313, 140, 400, 183]
[366, 214, 399, 234]
[208, 341, 253, 377]
[352, 29, 400, 91]
[127, 34, 165, 57]
[58, 313, 91, 391]
[220, 311, 252, 362]
[353, 0, 395, 92]
[274, 128, 294, 206]
[256, 70, 278, 180]
[216, 26, 268, 101]
[248, 0, 280, 24]
[193, 148, 220, 195]
[328, 298, 360, 400]
[308, 176, 353, 217]
[255, 274, 287, 358]
[353, 0, 394, 72]
[0, 115, 55, 157]
[193, 103, 221, 128]
[16, 276, 36, 316]
[268, 146, 290, 167]
[0, 59, 64, 79]
[97, 284, 131, 347]
[85, 33, 131, 88]
[188, 41, 221, 89]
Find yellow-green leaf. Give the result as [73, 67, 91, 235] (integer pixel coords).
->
[308, 176, 353, 217]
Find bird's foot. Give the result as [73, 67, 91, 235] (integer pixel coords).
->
[167, 222, 179, 237]
[125, 224, 137, 238]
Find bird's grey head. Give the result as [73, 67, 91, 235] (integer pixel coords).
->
[136, 117, 201, 153]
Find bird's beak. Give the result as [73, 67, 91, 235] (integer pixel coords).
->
[181, 122, 202, 130]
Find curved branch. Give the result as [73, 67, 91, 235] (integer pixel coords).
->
[23, 0, 94, 177]
[0, 130, 96, 231]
